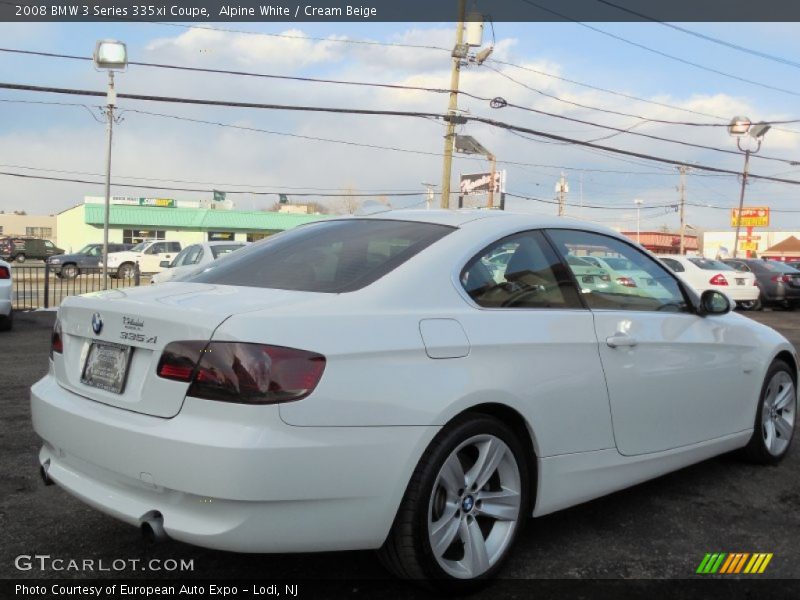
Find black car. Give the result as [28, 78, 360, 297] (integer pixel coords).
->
[722, 258, 800, 309]
[0, 236, 64, 263]
[47, 243, 133, 278]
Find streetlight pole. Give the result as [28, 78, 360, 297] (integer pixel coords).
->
[93, 39, 127, 288]
[101, 71, 115, 288]
[440, 0, 466, 209]
[678, 165, 688, 254]
[556, 172, 568, 216]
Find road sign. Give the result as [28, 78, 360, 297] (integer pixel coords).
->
[739, 241, 758, 252]
[731, 207, 769, 227]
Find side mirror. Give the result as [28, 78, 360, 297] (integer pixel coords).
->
[698, 289, 732, 316]
[159, 261, 171, 268]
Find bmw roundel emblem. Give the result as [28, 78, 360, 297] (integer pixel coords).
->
[91, 313, 103, 335]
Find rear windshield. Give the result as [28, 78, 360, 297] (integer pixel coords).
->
[210, 244, 246, 259]
[761, 261, 800, 273]
[688, 258, 734, 271]
[188, 219, 454, 293]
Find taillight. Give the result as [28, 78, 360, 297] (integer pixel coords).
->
[616, 276, 637, 288]
[709, 274, 728, 286]
[50, 320, 63, 357]
[771, 275, 792, 283]
[0, 266, 9, 279]
[157, 341, 326, 405]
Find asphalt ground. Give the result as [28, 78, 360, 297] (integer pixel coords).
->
[1, 310, 798, 597]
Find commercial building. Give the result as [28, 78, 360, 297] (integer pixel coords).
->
[620, 231, 699, 254]
[702, 231, 800, 260]
[0, 213, 57, 240]
[55, 197, 327, 253]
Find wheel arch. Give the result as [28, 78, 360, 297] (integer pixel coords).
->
[773, 349, 797, 386]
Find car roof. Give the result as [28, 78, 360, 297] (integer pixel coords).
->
[204, 241, 247, 246]
[351, 209, 625, 237]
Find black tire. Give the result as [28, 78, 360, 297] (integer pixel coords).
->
[15, 254, 25, 263]
[378, 414, 531, 591]
[117, 263, 135, 279]
[741, 360, 797, 465]
[738, 298, 762, 311]
[61, 264, 79, 279]
[0, 309, 12, 332]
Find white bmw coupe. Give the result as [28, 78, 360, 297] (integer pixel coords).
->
[31, 211, 797, 587]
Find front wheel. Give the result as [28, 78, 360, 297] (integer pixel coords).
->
[61, 264, 79, 279]
[117, 263, 136, 279]
[15, 254, 25, 263]
[379, 415, 530, 589]
[742, 360, 796, 464]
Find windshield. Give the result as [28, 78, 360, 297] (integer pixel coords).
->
[188, 219, 454, 293]
[688, 258, 734, 271]
[128, 242, 148, 252]
[77, 244, 101, 256]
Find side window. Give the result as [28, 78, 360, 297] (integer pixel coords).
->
[167, 242, 182, 253]
[171, 246, 193, 266]
[660, 257, 685, 273]
[729, 261, 750, 272]
[187, 247, 204, 265]
[144, 243, 160, 255]
[547, 229, 688, 313]
[460, 230, 581, 309]
[44, 240, 55, 248]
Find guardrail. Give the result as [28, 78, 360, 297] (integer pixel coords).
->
[11, 263, 143, 310]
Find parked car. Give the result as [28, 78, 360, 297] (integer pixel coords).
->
[48, 243, 133, 279]
[0, 236, 64, 263]
[0, 258, 11, 331]
[580, 255, 675, 300]
[657, 255, 760, 310]
[150, 241, 248, 284]
[722, 258, 800, 309]
[33, 212, 796, 588]
[105, 240, 182, 278]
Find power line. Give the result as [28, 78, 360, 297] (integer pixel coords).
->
[3, 81, 798, 186]
[594, 0, 800, 70]
[0, 169, 430, 198]
[519, 0, 800, 98]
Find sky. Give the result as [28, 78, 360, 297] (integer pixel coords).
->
[0, 19, 799, 233]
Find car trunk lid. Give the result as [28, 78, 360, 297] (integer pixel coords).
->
[54, 282, 324, 417]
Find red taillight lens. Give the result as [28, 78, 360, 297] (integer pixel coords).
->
[709, 274, 728, 286]
[616, 276, 637, 288]
[771, 275, 792, 283]
[50, 320, 63, 357]
[157, 341, 326, 405]
[0, 266, 9, 279]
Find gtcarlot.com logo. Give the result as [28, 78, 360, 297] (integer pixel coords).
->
[696, 552, 773, 575]
[14, 554, 194, 572]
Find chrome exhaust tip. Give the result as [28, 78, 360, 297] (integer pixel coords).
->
[140, 510, 168, 543]
[40, 459, 54, 486]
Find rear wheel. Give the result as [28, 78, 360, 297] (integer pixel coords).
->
[379, 415, 530, 590]
[61, 264, 79, 279]
[15, 254, 25, 263]
[738, 299, 762, 311]
[117, 263, 135, 280]
[742, 360, 796, 464]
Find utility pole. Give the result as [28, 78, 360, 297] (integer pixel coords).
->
[732, 149, 752, 259]
[678, 165, 689, 254]
[555, 172, 569, 216]
[440, 0, 467, 209]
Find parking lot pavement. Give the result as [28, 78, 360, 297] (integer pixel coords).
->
[1, 310, 798, 584]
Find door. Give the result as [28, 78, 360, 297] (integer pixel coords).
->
[457, 230, 616, 456]
[547, 229, 753, 456]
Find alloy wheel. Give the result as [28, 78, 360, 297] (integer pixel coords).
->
[762, 371, 796, 457]
[427, 434, 521, 579]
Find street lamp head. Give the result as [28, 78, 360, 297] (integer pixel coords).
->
[749, 122, 771, 140]
[94, 40, 128, 71]
[727, 116, 751, 138]
[634, 198, 644, 206]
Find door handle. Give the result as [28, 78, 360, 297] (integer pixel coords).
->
[606, 334, 638, 348]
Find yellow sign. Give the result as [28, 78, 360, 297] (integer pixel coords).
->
[739, 241, 758, 252]
[731, 207, 769, 227]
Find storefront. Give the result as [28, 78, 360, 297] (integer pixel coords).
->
[55, 197, 327, 253]
[620, 231, 699, 254]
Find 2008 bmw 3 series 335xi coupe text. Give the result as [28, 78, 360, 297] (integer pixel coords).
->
[31, 210, 797, 589]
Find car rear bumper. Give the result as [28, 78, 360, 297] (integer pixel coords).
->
[0, 297, 10, 316]
[31, 374, 436, 553]
[725, 287, 760, 301]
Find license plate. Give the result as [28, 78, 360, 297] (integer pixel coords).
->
[582, 275, 594, 283]
[81, 342, 132, 394]
[736, 278, 745, 285]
